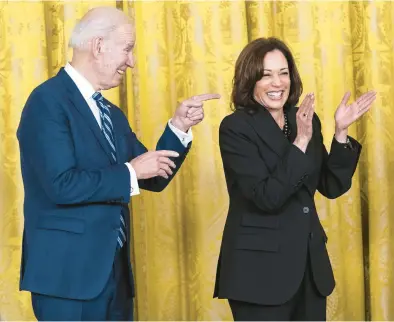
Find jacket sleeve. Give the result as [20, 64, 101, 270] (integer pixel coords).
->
[315, 116, 362, 199]
[136, 125, 190, 192]
[219, 115, 314, 214]
[17, 89, 131, 205]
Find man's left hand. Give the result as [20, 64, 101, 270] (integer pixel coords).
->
[171, 93, 221, 132]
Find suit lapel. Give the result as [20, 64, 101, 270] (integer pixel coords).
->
[287, 106, 297, 141]
[57, 68, 116, 164]
[251, 105, 318, 196]
[250, 107, 289, 157]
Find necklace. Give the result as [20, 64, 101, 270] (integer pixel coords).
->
[283, 112, 291, 138]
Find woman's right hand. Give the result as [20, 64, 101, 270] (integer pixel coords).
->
[293, 93, 315, 153]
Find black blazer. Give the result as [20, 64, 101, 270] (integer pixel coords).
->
[214, 106, 361, 305]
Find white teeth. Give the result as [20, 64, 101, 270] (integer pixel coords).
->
[267, 91, 283, 99]
[117, 70, 125, 75]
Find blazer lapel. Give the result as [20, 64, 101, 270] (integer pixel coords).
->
[287, 106, 297, 141]
[251, 105, 318, 195]
[57, 68, 115, 164]
[250, 107, 290, 157]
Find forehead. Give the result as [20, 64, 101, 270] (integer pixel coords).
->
[113, 23, 135, 44]
[263, 50, 288, 68]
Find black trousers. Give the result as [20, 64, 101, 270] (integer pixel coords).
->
[32, 246, 134, 321]
[229, 252, 326, 321]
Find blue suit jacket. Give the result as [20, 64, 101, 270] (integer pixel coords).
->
[17, 68, 189, 300]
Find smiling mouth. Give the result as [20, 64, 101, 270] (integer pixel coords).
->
[267, 91, 285, 100]
[117, 69, 125, 75]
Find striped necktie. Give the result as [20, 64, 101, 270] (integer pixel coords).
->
[92, 92, 127, 248]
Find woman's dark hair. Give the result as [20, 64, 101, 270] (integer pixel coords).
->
[231, 37, 303, 114]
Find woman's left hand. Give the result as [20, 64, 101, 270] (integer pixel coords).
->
[334, 90, 376, 132]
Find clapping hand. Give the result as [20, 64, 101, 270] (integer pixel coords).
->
[293, 93, 315, 152]
[334, 91, 376, 135]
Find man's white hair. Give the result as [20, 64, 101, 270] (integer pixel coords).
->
[69, 6, 130, 50]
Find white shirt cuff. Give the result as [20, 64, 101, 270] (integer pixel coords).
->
[168, 119, 193, 147]
[125, 163, 140, 196]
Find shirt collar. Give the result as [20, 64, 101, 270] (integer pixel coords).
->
[64, 62, 97, 100]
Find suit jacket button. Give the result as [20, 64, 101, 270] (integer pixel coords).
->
[309, 232, 314, 239]
[303, 207, 310, 214]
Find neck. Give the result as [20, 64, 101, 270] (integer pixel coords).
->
[70, 55, 100, 91]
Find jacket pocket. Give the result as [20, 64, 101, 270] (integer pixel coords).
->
[241, 213, 280, 229]
[236, 234, 279, 252]
[36, 215, 85, 234]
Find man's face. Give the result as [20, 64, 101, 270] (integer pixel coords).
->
[96, 23, 135, 90]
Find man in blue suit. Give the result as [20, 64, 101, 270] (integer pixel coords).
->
[17, 6, 220, 321]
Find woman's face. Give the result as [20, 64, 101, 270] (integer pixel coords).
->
[253, 49, 291, 111]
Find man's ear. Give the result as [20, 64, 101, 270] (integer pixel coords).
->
[92, 36, 103, 58]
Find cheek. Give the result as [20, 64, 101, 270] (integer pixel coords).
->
[283, 77, 291, 89]
[111, 56, 126, 71]
[103, 53, 121, 67]
[99, 57, 114, 72]
[254, 80, 269, 95]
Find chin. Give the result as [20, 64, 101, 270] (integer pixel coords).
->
[104, 81, 121, 91]
[113, 78, 123, 87]
[265, 101, 286, 110]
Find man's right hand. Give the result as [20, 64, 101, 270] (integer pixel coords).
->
[130, 150, 179, 180]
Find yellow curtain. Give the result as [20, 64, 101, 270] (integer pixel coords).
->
[1, 1, 394, 320]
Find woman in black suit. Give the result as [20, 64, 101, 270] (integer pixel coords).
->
[214, 37, 376, 321]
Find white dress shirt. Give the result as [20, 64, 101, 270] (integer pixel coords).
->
[64, 63, 193, 196]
